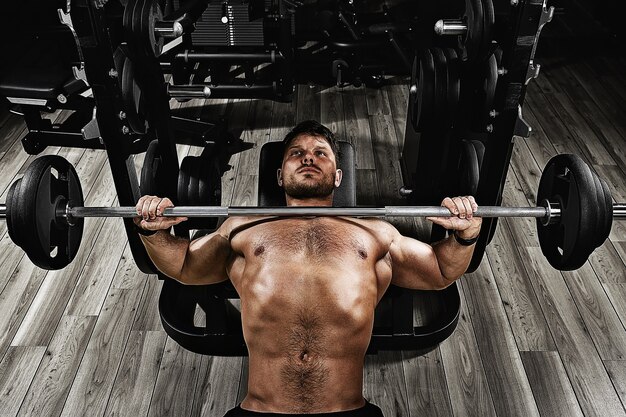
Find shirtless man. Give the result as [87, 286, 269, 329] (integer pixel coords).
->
[135, 120, 482, 416]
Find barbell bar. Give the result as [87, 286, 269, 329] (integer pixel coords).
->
[1, 202, 625, 222]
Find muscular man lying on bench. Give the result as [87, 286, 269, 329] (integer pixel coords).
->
[135, 120, 482, 416]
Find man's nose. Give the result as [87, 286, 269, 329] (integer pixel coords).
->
[302, 151, 314, 164]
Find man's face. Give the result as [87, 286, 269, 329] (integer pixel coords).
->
[277, 134, 342, 199]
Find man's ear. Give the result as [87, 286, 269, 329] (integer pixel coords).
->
[334, 169, 343, 188]
[277, 168, 283, 187]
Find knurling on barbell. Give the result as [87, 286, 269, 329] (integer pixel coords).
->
[1, 154, 624, 271]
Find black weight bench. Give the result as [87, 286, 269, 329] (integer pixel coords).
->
[158, 141, 461, 355]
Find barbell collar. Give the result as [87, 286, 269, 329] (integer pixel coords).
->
[434, 19, 467, 36]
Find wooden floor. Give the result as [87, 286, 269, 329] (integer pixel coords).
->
[1, 15, 626, 417]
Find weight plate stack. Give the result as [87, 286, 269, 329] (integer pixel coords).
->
[536, 154, 597, 270]
[123, 0, 164, 57]
[7, 156, 84, 270]
[140, 140, 166, 196]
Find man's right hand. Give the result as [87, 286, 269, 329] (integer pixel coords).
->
[134, 196, 188, 232]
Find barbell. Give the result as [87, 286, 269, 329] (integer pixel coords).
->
[1, 154, 624, 271]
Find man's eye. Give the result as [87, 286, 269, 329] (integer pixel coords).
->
[316, 151, 326, 157]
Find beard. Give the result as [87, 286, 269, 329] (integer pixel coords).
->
[282, 171, 336, 199]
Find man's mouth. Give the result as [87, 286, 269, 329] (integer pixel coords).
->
[298, 167, 321, 174]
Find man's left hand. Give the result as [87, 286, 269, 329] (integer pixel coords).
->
[427, 196, 482, 239]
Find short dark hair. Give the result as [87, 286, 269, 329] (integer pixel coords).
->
[282, 120, 340, 162]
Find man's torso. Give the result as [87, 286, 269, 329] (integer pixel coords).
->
[224, 216, 394, 413]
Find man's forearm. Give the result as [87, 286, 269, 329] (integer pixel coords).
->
[139, 230, 190, 279]
[432, 233, 477, 283]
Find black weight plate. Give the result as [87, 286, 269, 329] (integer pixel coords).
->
[139, 0, 164, 57]
[197, 159, 221, 230]
[442, 48, 461, 131]
[188, 157, 201, 206]
[459, 140, 480, 196]
[472, 140, 485, 169]
[409, 55, 419, 131]
[599, 177, 614, 246]
[416, 49, 436, 131]
[140, 140, 164, 196]
[6, 178, 23, 248]
[431, 48, 448, 131]
[480, 0, 495, 63]
[121, 57, 148, 134]
[536, 154, 596, 270]
[460, 0, 484, 62]
[472, 52, 498, 132]
[591, 170, 606, 249]
[177, 156, 193, 206]
[18, 156, 84, 270]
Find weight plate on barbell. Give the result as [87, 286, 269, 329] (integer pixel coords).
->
[123, 0, 164, 57]
[537, 154, 597, 270]
[15, 156, 84, 270]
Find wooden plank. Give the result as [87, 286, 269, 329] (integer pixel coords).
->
[368, 114, 404, 203]
[524, 92, 584, 157]
[588, 241, 626, 284]
[104, 331, 167, 417]
[60, 287, 145, 417]
[363, 351, 409, 417]
[17, 315, 96, 417]
[365, 87, 391, 116]
[520, 351, 585, 417]
[231, 174, 258, 207]
[0, 346, 46, 417]
[222, 98, 252, 205]
[111, 243, 151, 290]
[605, 361, 626, 408]
[439, 279, 497, 417]
[342, 86, 375, 170]
[523, 247, 626, 417]
[462, 258, 540, 417]
[66, 215, 127, 316]
[355, 168, 379, 206]
[191, 356, 243, 417]
[401, 348, 453, 417]
[485, 221, 555, 351]
[500, 167, 539, 249]
[534, 65, 615, 166]
[603, 284, 626, 332]
[383, 81, 409, 149]
[562, 264, 626, 361]
[131, 276, 163, 332]
[147, 337, 203, 417]
[320, 87, 346, 141]
[295, 84, 321, 122]
[0, 260, 48, 360]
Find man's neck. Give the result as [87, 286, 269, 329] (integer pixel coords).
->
[285, 195, 333, 207]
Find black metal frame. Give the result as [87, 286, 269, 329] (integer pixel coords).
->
[0, 0, 552, 355]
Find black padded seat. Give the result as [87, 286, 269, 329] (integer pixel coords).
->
[258, 140, 356, 206]
[0, 38, 85, 101]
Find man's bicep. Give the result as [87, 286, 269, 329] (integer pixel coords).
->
[389, 234, 446, 290]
